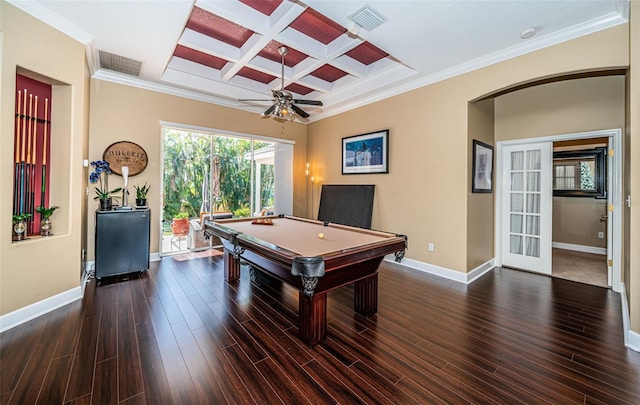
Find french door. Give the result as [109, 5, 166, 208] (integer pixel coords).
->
[500, 142, 552, 274]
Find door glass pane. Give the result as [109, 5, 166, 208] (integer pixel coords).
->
[510, 194, 523, 212]
[526, 172, 540, 192]
[511, 173, 524, 191]
[526, 194, 540, 214]
[510, 235, 523, 254]
[251, 141, 275, 216]
[213, 136, 252, 217]
[162, 129, 212, 254]
[511, 151, 524, 170]
[526, 215, 540, 236]
[527, 150, 541, 170]
[510, 214, 523, 233]
[525, 236, 540, 258]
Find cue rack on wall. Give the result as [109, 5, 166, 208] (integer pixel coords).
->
[13, 74, 52, 237]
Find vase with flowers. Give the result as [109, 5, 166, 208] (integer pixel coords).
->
[90, 160, 121, 210]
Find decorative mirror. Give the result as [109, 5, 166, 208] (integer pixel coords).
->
[553, 147, 606, 198]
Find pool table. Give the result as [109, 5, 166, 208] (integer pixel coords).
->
[203, 215, 407, 347]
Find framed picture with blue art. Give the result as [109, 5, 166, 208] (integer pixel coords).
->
[342, 129, 389, 174]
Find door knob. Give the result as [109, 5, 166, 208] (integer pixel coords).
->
[600, 214, 608, 223]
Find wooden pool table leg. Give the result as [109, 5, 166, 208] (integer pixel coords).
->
[298, 291, 327, 347]
[354, 273, 378, 316]
[223, 249, 241, 282]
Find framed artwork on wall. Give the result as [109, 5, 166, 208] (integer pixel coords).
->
[342, 129, 389, 174]
[472, 139, 493, 193]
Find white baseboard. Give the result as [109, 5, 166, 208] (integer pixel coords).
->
[467, 259, 496, 283]
[619, 283, 640, 352]
[0, 286, 82, 333]
[552, 242, 606, 256]
[2, 253, 161, 334]
[384, 255, 494, 284]
[628, 329, 640, 352]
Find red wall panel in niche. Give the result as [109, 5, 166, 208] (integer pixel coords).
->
[14, 74, 52, 236]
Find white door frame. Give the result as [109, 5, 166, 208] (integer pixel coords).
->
[495, 128, 622, 292]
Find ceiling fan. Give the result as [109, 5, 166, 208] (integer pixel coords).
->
[240, 46, 323, 120]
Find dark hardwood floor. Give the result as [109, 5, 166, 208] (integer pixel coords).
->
[2, 250, 639, 404]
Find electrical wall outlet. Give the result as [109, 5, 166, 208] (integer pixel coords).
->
[598, 232, 604, 239]
[428, 243, 435, 252]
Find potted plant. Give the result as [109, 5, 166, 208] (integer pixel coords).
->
[12, 213, 31, 240]
[89, 160, 121, 210]
[134, 183, 150, 207]
[35, 205, 59, 236]
[171, 211, 191, 236]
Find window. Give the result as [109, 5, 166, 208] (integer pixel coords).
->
[553, 147, 606, 198]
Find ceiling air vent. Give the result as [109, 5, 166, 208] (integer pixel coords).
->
[348, 4, 387, 31]
[98, 50, 143, 77]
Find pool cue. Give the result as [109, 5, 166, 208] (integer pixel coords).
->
[25, 94, 34, 230]
[29, 96, 38, 232]
[41, 98, 48, 208]
[14, 90, 22, 215]
[19, 89, 27, 215]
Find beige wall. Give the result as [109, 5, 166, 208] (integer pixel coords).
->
[1, 3, 89, 315]
[467, 99, 495, 270]
[495, 76, 626, 141]
[87, 80, 307, 260]
[308, 24, 628, 274]
[553, 198, 608, 248]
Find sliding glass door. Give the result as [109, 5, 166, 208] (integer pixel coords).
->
[160, 127, 292, 255]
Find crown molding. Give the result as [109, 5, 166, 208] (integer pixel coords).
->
[93, 69, 240, 109]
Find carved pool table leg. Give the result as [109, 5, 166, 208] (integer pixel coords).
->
[298, 291, 327, 347]
[354, 273, 378, 316]
[223, 249, 241, 282]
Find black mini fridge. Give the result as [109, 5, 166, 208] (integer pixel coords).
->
[95, 208, 150, 279]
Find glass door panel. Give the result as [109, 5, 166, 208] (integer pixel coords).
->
[501, 142, 551, 274]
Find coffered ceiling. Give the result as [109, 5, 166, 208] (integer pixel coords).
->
[12, 0, 628, 122]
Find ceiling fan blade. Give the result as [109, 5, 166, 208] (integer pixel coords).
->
[262, 104, 277, 116]
[239, 99, 275, 102]
[293, 99, 323, 106]
[290, 104, 310, 118]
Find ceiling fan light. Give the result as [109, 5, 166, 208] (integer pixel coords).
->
[273, 104, 287, 118]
